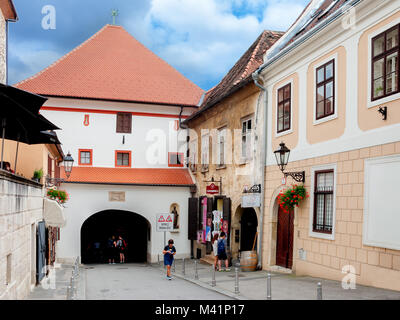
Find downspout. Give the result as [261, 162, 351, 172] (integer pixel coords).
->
[252, 72, 268, 270]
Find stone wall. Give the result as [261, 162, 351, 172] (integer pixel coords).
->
[0, 171, 44, 300]
[188, 83, 263, 259]
[263, 142, 400, 291]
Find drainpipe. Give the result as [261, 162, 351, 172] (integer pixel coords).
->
[252, 72, 268, 270]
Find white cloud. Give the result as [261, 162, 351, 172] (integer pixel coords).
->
[9, 41, 62, 85]
[124, 0, 309, 89]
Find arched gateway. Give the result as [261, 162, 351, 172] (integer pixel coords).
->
[81, 210, 150, 264]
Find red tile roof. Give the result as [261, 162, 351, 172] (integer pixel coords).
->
[16, 25, 204, 107]
[185, 30, 283, 122]
[62, 167, 194, 186]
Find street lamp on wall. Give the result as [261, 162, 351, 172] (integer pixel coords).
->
[274, 142, 305, 183]
[46, 152, 75, 187]
[63, 152, 74, 178]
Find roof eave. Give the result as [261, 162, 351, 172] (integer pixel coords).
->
[255, 0, 363, 76]
[183, 76, 254, 124]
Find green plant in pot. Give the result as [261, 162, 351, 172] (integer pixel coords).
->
[32, 168, 43, 183]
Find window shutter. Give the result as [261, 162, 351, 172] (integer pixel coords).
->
[55, 162, 60, 179]
[188, 197, 199, 240]
[223, 197, 231, 221]
[48, 155, 53, 178]
[207, 197, 213, 216]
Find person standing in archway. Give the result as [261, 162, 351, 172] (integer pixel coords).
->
[117, 236, 126, 263]
[163, 239, 176, 280]
[107, 236, 116, 264]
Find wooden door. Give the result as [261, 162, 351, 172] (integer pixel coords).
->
[276, 207, 294, 269]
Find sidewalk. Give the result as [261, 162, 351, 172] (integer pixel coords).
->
[25, 264, 86, 300]
[151, 259, 400, 300]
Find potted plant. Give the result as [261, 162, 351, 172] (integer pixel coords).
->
[32, 168, 43, 183]
[277, 184, 309, 214]
[47, 189, 69, 204]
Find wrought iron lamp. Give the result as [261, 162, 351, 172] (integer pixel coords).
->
[274, 142, 305, 183]
[46, 152, 74, 187]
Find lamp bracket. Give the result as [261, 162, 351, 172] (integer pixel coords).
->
[45, 176, 65, 188]
[284, 171, 305, 183]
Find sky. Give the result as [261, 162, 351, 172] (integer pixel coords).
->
[8, 0, 309, 91]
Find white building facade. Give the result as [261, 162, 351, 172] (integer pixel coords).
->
[17, 24, 204, 264]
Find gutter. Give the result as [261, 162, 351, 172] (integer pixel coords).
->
[255, 0, 363, 76]
[252, 72, 268, 270]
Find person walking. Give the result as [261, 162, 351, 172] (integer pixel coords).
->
[211, 233, 220, 271]
[107, 236, 117, 264]
[163, 239, 176, 280]
[217, 232, 230, 272]
[116, 236, 126, 263]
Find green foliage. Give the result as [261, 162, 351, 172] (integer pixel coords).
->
[277, 184, 309, 214]
[33, 168, 43, 180]
[47, 189, 69, 204]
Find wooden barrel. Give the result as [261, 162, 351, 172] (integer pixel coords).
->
[240, 251, 257, 272]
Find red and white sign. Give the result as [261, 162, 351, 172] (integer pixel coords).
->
[156, 214, 174, 232]
[206, 183, 219, 195]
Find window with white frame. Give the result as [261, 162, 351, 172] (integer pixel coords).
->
[313, 170, 334, 234]
[189, 139, 197, 172]
[241, 117, 252, 161]
[201, 134, 209, 172]
[217, 127, 226, 168]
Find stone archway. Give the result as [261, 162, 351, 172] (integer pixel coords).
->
[231, 205, 258, 260]
[80, 210, 150, 264]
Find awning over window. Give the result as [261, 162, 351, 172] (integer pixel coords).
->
[43, 198, 66, 227]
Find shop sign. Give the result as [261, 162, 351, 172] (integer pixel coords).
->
[242, 193, 261, 208]
[206, 183, 219, 195]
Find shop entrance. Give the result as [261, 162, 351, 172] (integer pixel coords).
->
[240, 208, 258, 252]
[276, 207, 294, 269]
[81, 210, 149, 264]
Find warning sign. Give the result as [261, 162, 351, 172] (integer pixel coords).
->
[156, 214, 174, 232]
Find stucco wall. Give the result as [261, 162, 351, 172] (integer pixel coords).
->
[56, 183, 192, 264]
[263, 142, 400, 291]
[0, 172, 44, 300]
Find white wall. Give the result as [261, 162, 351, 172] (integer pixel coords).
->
[57, 183, 192, 263]
[261, 0, 400, 166]
[41, 97, 195, 168]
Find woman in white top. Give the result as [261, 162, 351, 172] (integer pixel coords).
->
[211, 233, 219, 271]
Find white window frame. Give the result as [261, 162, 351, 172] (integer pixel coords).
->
[189, 138, 198, 172]
[241, 116, 253, 161]
[217, 127, 227, 168]
[201, 133, 209, 172]
[312, 53, 338, 126]
[309, 163, 337, 241]
[367, 16, 400, 108]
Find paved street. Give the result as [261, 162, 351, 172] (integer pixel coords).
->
[25, 260, 400, 300]
[84, 263, 231, 300]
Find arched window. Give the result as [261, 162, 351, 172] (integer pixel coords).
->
[170, 203, 180, 230]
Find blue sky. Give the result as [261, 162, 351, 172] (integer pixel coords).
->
[9, 0, 309, 91]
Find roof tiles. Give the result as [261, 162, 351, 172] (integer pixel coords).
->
[16, 25, 204, 106]
[62, 167, 195, 186]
